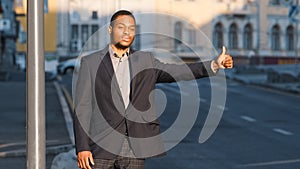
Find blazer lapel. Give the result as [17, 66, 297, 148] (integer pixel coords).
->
[102, 51, 114, 79]
[128, 50, 139, 102]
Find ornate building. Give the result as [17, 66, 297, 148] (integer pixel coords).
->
[57, 0, 300, 64]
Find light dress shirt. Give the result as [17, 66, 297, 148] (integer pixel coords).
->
[109, 45, 135, 158]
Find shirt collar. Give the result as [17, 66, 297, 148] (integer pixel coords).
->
[109, 45, 130, 60]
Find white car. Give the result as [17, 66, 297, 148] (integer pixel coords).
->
[57, 58, 78, 75]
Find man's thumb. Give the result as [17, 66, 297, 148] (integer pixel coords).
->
[89, 153, 95, 165]
[222, 46, 226, 56]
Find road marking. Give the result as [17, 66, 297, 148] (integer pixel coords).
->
[240, 115, 256, 122]
[61, 85, 74, 110]
[200, 98, 207, 103]
[217, 105, 228, 111]
[187, 82, 198, 87]
[273, 128, 293, 136]
[238, 158, 300, 167]
[159, 85, 189, 96]
[211, 83, 221, 87]
[56, 75, 62, 81]
[228, 82, 240, 87]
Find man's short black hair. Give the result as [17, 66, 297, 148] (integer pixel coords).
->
[110, 10, 136, 26]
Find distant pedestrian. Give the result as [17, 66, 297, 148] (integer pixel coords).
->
[74, 10, 233, 169]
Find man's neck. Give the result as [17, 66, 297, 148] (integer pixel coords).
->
[110, 44, 129, 58]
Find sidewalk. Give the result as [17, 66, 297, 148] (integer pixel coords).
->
[226, 64, 300, 94]
[0, 70, 73, 169]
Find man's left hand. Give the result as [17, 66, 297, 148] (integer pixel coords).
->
[214, 46, 233, 70]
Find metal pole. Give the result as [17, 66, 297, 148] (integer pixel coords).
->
[295, 0, 299, 69]
[26, 0, 45, 169]
[256, 0, 260, 61]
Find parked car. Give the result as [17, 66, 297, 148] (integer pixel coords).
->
[16, 54, 58, 81]
[57, 58, 78, 75]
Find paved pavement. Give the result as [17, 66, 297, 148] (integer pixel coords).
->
[226, 64, 300, 94]
[0, 70, 73, 169]
[0, 64, 299, 169]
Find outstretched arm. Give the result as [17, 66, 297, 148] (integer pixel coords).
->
[153, 46, 233, 83]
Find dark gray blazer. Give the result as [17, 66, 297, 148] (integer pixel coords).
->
[73, 45, 216, 159]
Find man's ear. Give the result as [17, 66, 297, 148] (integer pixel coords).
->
[108, 26, 112, 34]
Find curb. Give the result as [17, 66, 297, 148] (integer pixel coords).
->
[229, 75, 300, 94]
[50, 81, 77, 168]
[0, 144, 74, 158]
[250, 81, 300, 94]
[53, 81, 75, 145]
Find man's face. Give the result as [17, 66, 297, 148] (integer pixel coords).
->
[109, 15, 136, 49]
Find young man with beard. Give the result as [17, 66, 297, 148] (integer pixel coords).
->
[74, 10, 233, 169]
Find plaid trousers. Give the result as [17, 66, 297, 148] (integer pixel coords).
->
[93, 137, 145, 169]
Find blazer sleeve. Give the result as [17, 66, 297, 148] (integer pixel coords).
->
[151, 53, 216, 83]
[73, 57, 93, 154]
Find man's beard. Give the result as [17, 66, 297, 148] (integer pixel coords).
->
[113, 37, 135, 50]
[114, 42, 130, 50]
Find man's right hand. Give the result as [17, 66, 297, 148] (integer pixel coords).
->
[77, 151, 95, 169]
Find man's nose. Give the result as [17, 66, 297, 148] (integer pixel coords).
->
[123, 28, 129, 35]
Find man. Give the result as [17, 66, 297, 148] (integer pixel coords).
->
[74, 10, 233, 169]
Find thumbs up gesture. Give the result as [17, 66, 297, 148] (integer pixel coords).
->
[214, 46, 233, 69]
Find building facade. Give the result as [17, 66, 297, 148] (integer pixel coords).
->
[15, 0, 299, 65]
[212, 0, 300, 64]
[15, 0, 57, 64]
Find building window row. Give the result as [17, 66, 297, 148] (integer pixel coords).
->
[70, 23, 99, 52]
[213, 22, 253, 50]
[269, 0, 293, 6]
[213, 22, 296, 51]
[271, 24, 295, 51]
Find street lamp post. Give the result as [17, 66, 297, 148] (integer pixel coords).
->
[285, 0, 299, 69]
[295, 0, 299, 69]
[256, 0, 260, 57]
[26, 0, 45, 169]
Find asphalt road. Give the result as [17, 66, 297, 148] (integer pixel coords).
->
[0, 77, 72, 169]
[59, 73, 300, 169]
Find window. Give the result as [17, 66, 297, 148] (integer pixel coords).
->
[71, 24, 78, 40]
[270, 0, 280, 5]
[71, 25, 79, 52]
[271, 24, 281, 50]
[228, 23, 238, 49]
[243, 23, 253, 50]
[286, 25, 295, 51]
[188, 29, 196, 45]
[133, 25, 141, 50]
[91, 25, 99, 50]
[174, 21, 183, 51]
[81, 24, 89, 47]
[92, 11, 98, 19]
[91, 25, 99, 34]
[213, 23, 223, 49]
